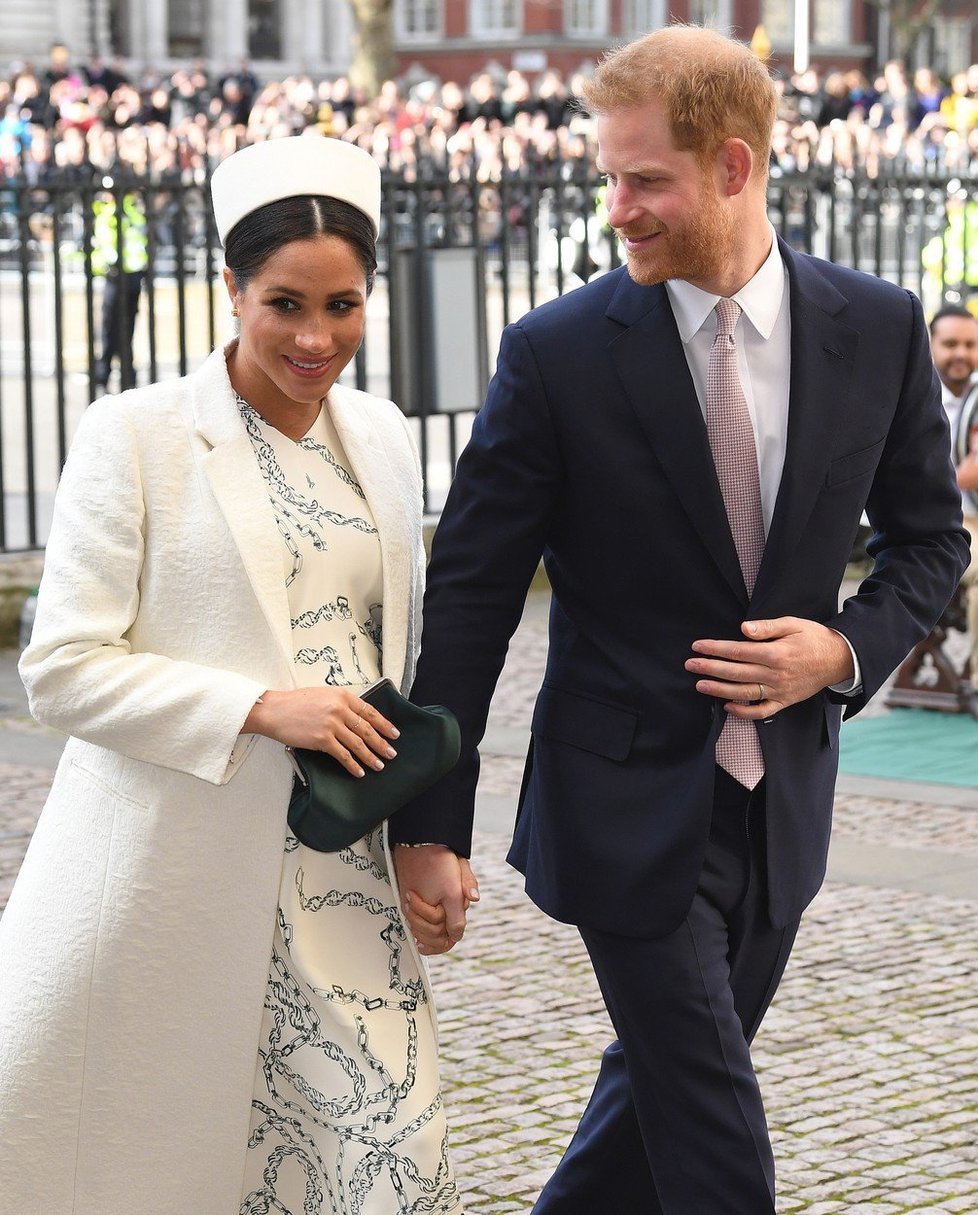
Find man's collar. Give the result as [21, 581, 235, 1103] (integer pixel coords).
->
[665, 228, 785, 343]
[942, 371, 978, 406]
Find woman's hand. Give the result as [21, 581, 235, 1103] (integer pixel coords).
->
[242, 687, 399, 777]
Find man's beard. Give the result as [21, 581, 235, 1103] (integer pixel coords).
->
[943, 363, 975, 396]
[619, 188, 735, 288]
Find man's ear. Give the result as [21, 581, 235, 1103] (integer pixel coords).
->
[716, 138, 754, 197]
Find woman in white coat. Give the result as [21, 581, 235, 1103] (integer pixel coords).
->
[0, 136, 475, 1215]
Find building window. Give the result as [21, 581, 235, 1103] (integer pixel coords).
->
[565, 0, 608, 38]
[249, 0, 282, 59]
[168, 0, 205, 56]
[469, 0, 521, 38]
[933, 16, 973, 75]
[760, 0, 792, 45]
[813, 0, 848, 44]
[397, 0, 443, 40]
[622, 0, 666, 38]
[761, 0, 851, 47]
[108, 0, 133, 56]
[687, 0, 731, 33]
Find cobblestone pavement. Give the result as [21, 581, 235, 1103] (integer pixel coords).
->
[433, 821, 978, 1215]
[1, 591, 977, 1213]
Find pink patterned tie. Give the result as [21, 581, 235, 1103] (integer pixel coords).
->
[706, 298, 765, 789]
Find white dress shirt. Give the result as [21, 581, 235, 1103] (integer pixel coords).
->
[942, 374, 978, 521]
[665, 229, 861, 693]
[666, 231, 790, 535]
[940, 372, 978, 444]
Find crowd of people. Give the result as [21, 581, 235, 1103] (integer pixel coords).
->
[2, 39, 978, 186]
[769, 58, 978, 175]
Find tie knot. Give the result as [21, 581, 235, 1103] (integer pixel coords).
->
[714, 298, 741, 339]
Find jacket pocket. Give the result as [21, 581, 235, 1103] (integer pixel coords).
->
[69, 753, 150, 811]
[69, 755, 151, 811]
[531, 684, 638, 761]
[825, 438, 885, 488]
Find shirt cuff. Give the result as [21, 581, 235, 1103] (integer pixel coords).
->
[828, 629, 862, 695]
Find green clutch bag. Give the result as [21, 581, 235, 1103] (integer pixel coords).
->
[286, 678, 461, 852]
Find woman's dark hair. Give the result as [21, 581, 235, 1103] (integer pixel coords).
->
[223, 195, 377, 295]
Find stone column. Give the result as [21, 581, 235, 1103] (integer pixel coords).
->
[300, 0, 326, 72]
[143, 0, 168, 62]
[127, 0, 146, 65]
[213, 0, 248, 67]
[92, 0, 112, 57]
[281, 0, 302, 68]
[322, 0, 354, 74]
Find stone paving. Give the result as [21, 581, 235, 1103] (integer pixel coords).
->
[1, 591, 977, 1212]
[0, 762, 49, 908]
[432, 825, 978, 1215]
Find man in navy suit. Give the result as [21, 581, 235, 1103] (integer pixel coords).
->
[391, 26, 968, 1213]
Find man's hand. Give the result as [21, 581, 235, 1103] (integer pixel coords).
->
[685, 616, 855, 720]
[393, 845, 480, 956]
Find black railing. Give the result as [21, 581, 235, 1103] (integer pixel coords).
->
[0, 163, 976, 551]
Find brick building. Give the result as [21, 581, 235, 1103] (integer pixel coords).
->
[1, 0, 975, 87]
[394, 0, 978, 81]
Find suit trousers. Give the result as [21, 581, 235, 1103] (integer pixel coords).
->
[96, 271, 143, 389]
[532, 768, 800, 1215]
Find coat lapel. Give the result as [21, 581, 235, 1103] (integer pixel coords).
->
[192, 349, 417, 691]
[752, 243, 858, 605]
[192, 346, 296, 674]
[607, 274, 748, 602]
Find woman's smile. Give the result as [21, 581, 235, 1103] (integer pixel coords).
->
[284, 352, 336, 378]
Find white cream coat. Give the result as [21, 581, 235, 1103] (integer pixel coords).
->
[0, 345, 427, 1215]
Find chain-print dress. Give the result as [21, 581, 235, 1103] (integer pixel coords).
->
[237, 397, 462, 1215]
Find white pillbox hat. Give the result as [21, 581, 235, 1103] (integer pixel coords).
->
[210, 135, 382, 245]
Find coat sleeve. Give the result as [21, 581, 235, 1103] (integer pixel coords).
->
[826, 289, 971, 714]
[19, 397, 268, 785]
[394, 405, 427, 695]
[388, 321, 562, 854]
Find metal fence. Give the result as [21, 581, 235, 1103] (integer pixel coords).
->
[1, 163, 976, 552]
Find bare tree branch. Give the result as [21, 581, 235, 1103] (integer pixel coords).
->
[863, 0, 952, 61]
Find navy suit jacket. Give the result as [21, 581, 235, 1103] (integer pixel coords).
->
[390, 240, 969, 937]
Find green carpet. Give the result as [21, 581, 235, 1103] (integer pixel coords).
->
[839, 708, 978, 787]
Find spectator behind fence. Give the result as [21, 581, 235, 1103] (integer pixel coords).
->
[941, 66, 978, 137]
[91, 184, 148, 390]
[0, 133, 473, 1213]
[389, 25, 969, 1213]
[81, 52, 130, 96]
[930, 304, 978, 715]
